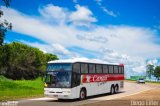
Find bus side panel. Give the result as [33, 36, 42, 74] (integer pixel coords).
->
[79, 80, 122, 97]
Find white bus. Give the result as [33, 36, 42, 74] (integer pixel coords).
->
[44, 59, 124, 100]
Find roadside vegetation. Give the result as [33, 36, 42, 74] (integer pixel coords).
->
[0, 0, 58, 80]
[145, 80, 160, 84]
[126, 64, 160, 82]
[125, 79, 160, 84]
[0, 42, 58, 80]
[0, 76, 44, 101]
[147, 64, 160, 81]
[0, 1, 58, 101]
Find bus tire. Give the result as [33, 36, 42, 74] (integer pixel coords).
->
[80, 88, 86, 100]
[114, 85, 119, 93]
[110, 85, 115, 94]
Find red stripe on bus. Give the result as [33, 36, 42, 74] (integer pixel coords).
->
[82, 74, 124, 83]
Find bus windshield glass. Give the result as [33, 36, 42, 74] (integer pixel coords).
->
[44, 71, 71, 88]
[47, 63, 72, 71]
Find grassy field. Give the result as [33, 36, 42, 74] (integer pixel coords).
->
[0, 76, 44, 101]
[125, 79, 160, 84]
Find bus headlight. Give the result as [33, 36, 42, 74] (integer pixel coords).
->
[63, 91, 71, 94]
[44, 83, 48, 87]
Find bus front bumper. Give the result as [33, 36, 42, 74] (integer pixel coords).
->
[44, 88, 74, 99]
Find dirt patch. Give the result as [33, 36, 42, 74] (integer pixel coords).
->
[119, 88, 160, 100]
[82, 88, 160, 106]
[81, 100, 131, 106]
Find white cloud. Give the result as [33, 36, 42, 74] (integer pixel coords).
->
[76, 33, 108, 43]
[147, 59, 158, 65]
[19, 40, 78, 59]
[39, 4, 67, 24]
[95, 0, 117, 17]
[101, 7, 117, 17]
[51, 43, 71, 55]
[154, 25, 160, 30]
[73, 0, 78, 4]
[39, 4, 97, 26]
[1, 5, 160, 77]
[99, 47, 147, 77]
[132, 65, 146, 73]
[69, 5, 97, 26]
[95, 0, 102, 5]
[2, 6, 160, 58]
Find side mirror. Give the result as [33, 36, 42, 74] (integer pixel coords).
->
[41, 75, 46, 82]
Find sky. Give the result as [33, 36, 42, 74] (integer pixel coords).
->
[0, 0, 160, 77]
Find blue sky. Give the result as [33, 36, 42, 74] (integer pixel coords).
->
[0, 0, 160, 77]
[146, 58, 160, 66]
[5, 0, 160, 27]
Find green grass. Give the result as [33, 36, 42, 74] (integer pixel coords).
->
[0, 76, 44, 101]
[145, 80, 160, 84]
[125, 79, 160, 84]
[125, 78, 137, 81]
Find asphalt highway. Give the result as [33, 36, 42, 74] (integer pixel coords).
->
[17, 82, 156, 106]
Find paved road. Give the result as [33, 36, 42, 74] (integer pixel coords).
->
[17, 82, 157, 106]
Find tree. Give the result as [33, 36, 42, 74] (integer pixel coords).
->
[0, 0, 12, 45]
[0, 42, 58, 80]
[146, 64, 154, 81]
[2, 0, 11, 7]
[153, 66, 160, 81]
[0, 44, 10, 75]
[0, 1, 59, 80]
[45, 53, 58, 62]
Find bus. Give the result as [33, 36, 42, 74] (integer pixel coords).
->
[44, 59, 124, 100]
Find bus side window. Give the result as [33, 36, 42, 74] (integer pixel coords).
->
[89, 64, 96, 74]
[96, 64, 102, 74]
[73, 63, 80, 73]
[121, 67, 124, 74]
[114, 66, 118, 74]
[118, 66, 122, 74]
[103, 65, 108, 74]
[72, 73, 80, 87]
[80, 63, 88, 74]
[109, 65, 113, 74]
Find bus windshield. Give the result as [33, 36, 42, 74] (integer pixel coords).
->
[44, 71, 71, 88]
[47, 63, 72, 71]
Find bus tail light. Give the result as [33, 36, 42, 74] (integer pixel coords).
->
[120, 81, 124, 88]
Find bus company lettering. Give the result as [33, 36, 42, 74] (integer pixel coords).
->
[93, 75, 108, 82]
[82, 74, 109, 83]
[82, 74, 124, 83]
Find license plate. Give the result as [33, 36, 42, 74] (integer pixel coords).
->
[54, 95, 58, 97]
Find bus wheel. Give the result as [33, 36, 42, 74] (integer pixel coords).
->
[110, 86, 115, 94]
[114, 85, 119, 93]
[80, 89, 86, 100]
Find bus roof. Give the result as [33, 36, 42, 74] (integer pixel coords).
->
[48, 58, 123, 66]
